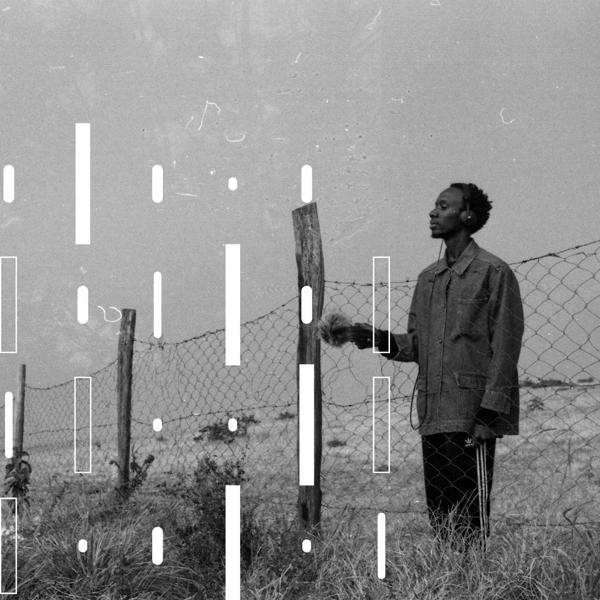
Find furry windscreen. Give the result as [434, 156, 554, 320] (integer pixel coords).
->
[318, 311, 352, 347]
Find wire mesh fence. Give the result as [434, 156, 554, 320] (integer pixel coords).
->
[15, 239, 600, 525]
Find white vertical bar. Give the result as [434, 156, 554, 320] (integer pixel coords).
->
[3, 165, 14, 203]
[225, 244, 240, 366]
[153, 271, 162, 339]
[73, 377, 92, 473]
[75, 123, 91, 245]
[299, 364, 314, 486]
[152, 527, 164, 565]
[77, 285, 89, 324]
[225, 485, 240, 600]
[152, 165, 163, 203]
[372, 257, 391, 354]
[377, 512, 386, 579]
[372, 377, 391, 473]
[300, 286, 312, 324]
[301, 164, 312, 203]
[4, 392, 13, 458]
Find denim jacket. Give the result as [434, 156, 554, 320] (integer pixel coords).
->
[390, 240, 524, 436]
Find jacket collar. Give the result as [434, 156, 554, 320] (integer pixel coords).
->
[429, 239, 479, 276]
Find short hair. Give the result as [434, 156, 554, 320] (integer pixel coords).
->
[449, 182, 492, 233]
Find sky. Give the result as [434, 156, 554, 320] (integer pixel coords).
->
[1, 0, 600, 387]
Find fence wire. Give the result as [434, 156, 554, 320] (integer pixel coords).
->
[17, 240, 600, 525]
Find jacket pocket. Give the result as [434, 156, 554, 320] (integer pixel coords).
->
[454, 372, 486, 390]
[453, 372, 486, 422]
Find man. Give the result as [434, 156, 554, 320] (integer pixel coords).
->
[351, 183, 524, 546]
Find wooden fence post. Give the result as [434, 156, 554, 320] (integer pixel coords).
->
[14, 364, 26, 457]
[292, 203, 324, 531]
[117, 309, 136, 499]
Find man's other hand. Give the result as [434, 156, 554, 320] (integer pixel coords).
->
[473, 424, 497, 446]
[349, 323, 379, 349]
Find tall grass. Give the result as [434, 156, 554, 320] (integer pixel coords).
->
[4, 462, 599, 599]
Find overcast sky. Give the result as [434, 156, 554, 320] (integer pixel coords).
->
[1, 0, 599, 386]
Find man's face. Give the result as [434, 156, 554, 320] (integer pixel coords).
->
[429, 187, 466, 239]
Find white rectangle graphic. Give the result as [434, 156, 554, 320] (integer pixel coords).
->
[153, 271, 162, 339]
[372, 257, 390, 354]
[225, 245, 240, 366]
[4, 392, 13, 459]
[77, 285, 88, 324]
[3, 165, 14, 204]
[372, 377, 391, 474]
[0, 257, 17, 354]
[301, 164, 312, 203]
[225, 485, 240, 600]
[300, 285, 312, 324]
[0, 498, 18, 594]
[377, 512, 386, 580]
[75, 122, 90, 245]
[152, 527, 163, 565]
[299, 364, 314, 486]
[73, 377, 92, 473]
[152, 165, 163, 203]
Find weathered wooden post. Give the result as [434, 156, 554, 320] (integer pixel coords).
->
[14, 364, 26, 456]
[292, 203, 324, 531]
[117, 309, 136, 499]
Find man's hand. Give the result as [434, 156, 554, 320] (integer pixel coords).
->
[348, 322, 379, 349]
[473, 423, 497, 446]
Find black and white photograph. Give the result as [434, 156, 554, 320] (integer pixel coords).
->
[1, 1, 599, 598]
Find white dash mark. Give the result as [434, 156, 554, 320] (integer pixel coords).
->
[152, 527, 163, 565]
[377, 513, 386, 579]
[228, 418, 238, 432]
[301, 286, 312, 324]
[73, 376, 92, 474]
[299, 364, 314, 486]
[175, 192, 198, 197]
[301, 164, 312, 203]
[77, 286, 89, 324]
[153, 272, 162, 339]
[293, 52, 302, 64]
[302, 539, 312, 553]
[500, 107, 516, 125]
[78, 539, 88, 553]
[3, 165, 14, 203]
[152, 165, 163, 203]
[153, 418, 162, 432]
[225, 244, 240, 366]
[184, 115, 194, 129]
[228, 177, 238, 191]
[4, 392, 13, 458]
[75, 123, 91, 245]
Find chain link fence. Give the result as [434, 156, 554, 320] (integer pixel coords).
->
[16, 240, 600, 525]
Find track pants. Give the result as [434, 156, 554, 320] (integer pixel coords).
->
[421, 432, 496, 543]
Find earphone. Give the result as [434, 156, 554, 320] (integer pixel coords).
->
[459, 202, 477, 227]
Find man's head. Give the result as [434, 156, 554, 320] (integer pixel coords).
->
[429, 183, 492, 239]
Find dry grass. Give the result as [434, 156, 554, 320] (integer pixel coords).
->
[4, 466, 600, 600]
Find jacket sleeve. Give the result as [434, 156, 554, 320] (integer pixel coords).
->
[385, 286, 419, 363]
[480, 264, 524, 414]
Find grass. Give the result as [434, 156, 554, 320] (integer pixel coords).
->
[3, 459, 600, 600]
